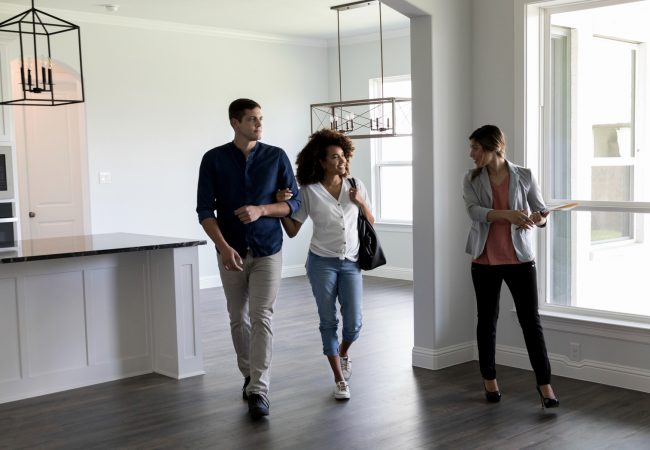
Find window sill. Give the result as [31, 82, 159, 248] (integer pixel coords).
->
[531, 307, 650, 344]
[374, 221, 412, 233]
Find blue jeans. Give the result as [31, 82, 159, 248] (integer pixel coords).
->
[306, 251, 363, 357]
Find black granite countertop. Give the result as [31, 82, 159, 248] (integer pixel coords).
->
[0, 233, 207, 263]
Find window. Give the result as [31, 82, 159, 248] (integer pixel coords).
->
[532, 0, 650, 317]
[369, 75, 412, 223]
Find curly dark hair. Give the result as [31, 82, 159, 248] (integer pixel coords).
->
[295, 129, 355, 185]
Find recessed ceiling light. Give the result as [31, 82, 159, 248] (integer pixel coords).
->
[101, 4, 119, 13]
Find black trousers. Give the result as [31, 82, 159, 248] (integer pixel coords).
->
[471, 261, 551, 385]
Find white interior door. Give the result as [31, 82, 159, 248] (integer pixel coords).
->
[14, 65, 90, 240]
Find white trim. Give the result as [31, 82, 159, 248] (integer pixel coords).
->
[539, 310, 650, 343]
[496, 344, 650, 393]
[281, 264, 307, 279]
[200, 275, 222, 290]
[0, 4, 326, 48]
[414, 339, 650, 393]
[363, 265, 412, 280]
[411, 342, 476, 370]
[327, 27, 410, 47]
[375, 222, 412, 232]
[0, 368, 152, 405]
[200, 264, 410, 290]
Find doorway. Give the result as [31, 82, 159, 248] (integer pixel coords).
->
[12, 59, 90, 240]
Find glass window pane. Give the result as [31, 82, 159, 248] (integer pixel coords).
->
[591, 211, 632, 242]
[593, 125, 632, 158]
[549, 211, 648, 315]
[370, 77, 412, 135]
[591, 166, 632, 202]
[591, 38, 633, 126]
[379, 166, 412, 221]
[551, 32, 571, 199]
[379, 136, 412, 162]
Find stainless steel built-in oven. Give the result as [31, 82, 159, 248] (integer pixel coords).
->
[0, 146, 16, 247]
[0, 146, 14, 201]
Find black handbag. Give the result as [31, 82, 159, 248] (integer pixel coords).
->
[349, 178, 386, 271]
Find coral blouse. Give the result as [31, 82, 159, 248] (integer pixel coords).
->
[473, 173, 521, 265]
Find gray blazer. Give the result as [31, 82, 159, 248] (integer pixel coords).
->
[462, 161, 547, 262]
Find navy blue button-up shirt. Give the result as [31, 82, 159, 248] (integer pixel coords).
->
[196, 141, 300, 258]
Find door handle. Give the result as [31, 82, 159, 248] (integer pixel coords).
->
[29, 211, 36, 218]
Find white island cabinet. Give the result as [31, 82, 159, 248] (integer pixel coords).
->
[0, 233, 206, 404]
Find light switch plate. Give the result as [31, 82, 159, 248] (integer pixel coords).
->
[99, 171, 112, 184]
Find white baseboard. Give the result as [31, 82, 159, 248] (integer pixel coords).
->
[200, 275, 222, 289]
[412, 342, 650, 393]
[412, 342, 476, 370]
[364, 265, 413, 280]
[281, 264, 307, 278]
[200, 264, 412, 289]
[495, 344, 650, 393]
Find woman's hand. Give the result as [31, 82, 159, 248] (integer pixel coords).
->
[275, 188, 293, 203]
[349, 186, 363, 206]
[529, 210, 549, 226]
[509, 209, 535, 229]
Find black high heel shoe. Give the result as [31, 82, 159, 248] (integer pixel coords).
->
[483, 380, 501, 403]
[536, 386, 559, 408]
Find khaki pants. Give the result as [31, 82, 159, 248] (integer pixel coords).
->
[218, 250, 282, 396]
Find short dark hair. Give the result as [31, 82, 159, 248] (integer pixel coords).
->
[228, 98, 261, 122]
[295, 129, 355, 185]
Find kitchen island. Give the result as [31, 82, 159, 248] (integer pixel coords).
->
[0, 233, 206, 404]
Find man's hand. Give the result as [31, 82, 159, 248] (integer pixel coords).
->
[220, 246, 244, 272]
[234, 205, 263, 224]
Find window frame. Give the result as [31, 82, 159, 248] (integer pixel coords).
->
[519, 0, 650, 324]
[369, 74, 413, 225]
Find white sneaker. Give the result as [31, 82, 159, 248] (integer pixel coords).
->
[340, 356, 352, 380]
[334, 381, 350, 400]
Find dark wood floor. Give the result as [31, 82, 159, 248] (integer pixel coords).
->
[2, 276, 650, 449]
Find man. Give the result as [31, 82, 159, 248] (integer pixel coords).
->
[196, 98, 299, 419]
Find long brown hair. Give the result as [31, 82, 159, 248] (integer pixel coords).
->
[469, 125, 506, 180]
[295, 129, 355, 185]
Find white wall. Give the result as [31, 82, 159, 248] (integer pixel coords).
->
[383, 0, 476, 369]
[40, 17, 331, 286]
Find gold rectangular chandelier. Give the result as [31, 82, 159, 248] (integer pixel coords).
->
[310, 0, 411, 139]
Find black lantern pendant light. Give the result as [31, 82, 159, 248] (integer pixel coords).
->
[0, 0, 85, 106]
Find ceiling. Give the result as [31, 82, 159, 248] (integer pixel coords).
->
[0, 0, 410, 41]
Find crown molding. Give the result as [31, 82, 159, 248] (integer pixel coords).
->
[0, 3, 328, 48]
[327, 27, 410, 48]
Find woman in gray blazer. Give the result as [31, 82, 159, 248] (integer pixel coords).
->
[462, 125, 559, 408]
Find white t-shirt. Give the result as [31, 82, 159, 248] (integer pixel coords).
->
[293, 177, 371, 261]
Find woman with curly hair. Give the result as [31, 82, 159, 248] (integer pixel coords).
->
[277, 128, 374, 400]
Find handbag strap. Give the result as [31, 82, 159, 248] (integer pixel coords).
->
[347, 177, 365, 218]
